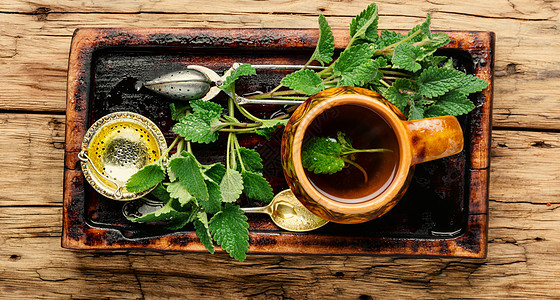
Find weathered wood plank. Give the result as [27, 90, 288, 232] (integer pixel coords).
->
[0, 4, 559, 128]
[0, 113, 64, 207]
[1, 201, 558, 299]
[0, 0, 557, 20]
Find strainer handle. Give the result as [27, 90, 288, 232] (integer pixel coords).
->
[78, 150, 124, 200]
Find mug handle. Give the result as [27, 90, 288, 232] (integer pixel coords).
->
[405, 116, 464, 165]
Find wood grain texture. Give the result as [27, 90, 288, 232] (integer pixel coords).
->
[1, 0, 560, 298]
[0, 0, 559, 129]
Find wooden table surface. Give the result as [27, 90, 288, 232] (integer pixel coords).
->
[1, 0, 559, 298]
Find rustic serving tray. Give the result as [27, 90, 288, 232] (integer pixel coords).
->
[63, 28, 494, 258]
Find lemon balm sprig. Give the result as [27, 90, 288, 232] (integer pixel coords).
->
[301, 131, 392, 183]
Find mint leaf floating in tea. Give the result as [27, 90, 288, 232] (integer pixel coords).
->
[302, 131, 393, 183]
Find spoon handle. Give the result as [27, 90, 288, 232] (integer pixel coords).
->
[241, 206, 270, 215]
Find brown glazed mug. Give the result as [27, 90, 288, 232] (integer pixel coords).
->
[281, 87, 464, 224]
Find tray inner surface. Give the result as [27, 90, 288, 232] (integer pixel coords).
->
[85, 46, 474, 240]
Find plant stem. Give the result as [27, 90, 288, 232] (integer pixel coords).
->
[340, 157, 368, 183]
[379, 69, 412, 77]
[220, 122, 262, 128]
[226, 132, 232, 170]
[232, 135, 246, 172]
[186, 140, 192, 154]
[374, 30, 423, 56]
[220, 128, 257, 133]
[233, 99, 265, 123]
[247, 90, 307, 100]
[379, 79, 391, 88]
[341, 148, 393, 155]
[162, 136, 181, 158]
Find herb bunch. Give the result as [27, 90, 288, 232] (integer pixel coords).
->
[122, 2, 490, 262]
[248, 3, 489, 120]
[126, 64, 287, 262]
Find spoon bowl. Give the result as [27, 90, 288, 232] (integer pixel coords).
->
[242, 189, 329, 232]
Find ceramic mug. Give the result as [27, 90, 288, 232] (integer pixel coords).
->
[281, 87, 464, 224]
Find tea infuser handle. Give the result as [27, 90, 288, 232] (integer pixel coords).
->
[78, 150, 124, 200]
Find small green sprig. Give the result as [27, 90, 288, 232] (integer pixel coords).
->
[247, 3, 488, 120]
[301, 131, 392, 183]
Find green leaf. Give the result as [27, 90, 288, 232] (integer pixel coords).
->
[442, 57, 454, 69]
[301, 137, 345, 174]
[333, 44, 375, 76]
[203, 163, 226, 184]
[254, 119, 288, 140]
[434, 90, 476, 116]
[338, 59, 382, 86]
[130, 199, 189, 224]
[453, 74, 489, 95]
[209, 203, 249, 262]
[201, 179, 222, 214]
[172, 110, 223, 144]
[241, 171, 274, 203]
[280, 69, 324, 95]
[170, 102, 190, 121]
[407, 13, 432, 42]
[310, 14, 335, 65]
[190, 99, 223, 115]
[408, 100, 425, 120]
[220, 169, 244, 203]
[417, 32, 450, 51]
[420, 55, 449, 69]
[391, 43, 423, 72]
[166, 181, 193, 206]
[424, 105, 449, 118]
[126, 163, 165, 193]
[375, 30, 405, 49]
[417, 67, 464, 98]
[383, 78, 413, 112]
[150, 183, 171, 202]
[168, 152, 209, 202]
[235, 147, 263, 173]
[194, 212, 215, 254]
[220, 64, 256, 91]
[336, 131, 353, 152]
[350, 2, 379, 42]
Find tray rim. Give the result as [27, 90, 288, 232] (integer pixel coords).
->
[63, 28, 494, 258]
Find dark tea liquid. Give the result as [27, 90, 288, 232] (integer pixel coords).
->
[303, 104, 400, 203]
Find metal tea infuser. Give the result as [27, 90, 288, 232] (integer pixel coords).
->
[139, 63, 326, 105]
[78, 112, 168, 201]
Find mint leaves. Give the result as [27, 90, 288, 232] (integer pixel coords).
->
[124, 63, 284, 262]
[310, 14, 335, 65]
[209, 204, 249, 261]
[301, 136, 346, 175]
[281, 69, 324, 95]
[246, 3, 488, 121]
[126, 163, 165, 193]
[301, 131, 392, 182]
[119, 1, 490, 263]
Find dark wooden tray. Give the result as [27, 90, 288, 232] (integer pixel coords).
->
[63, 28, 494, 258]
